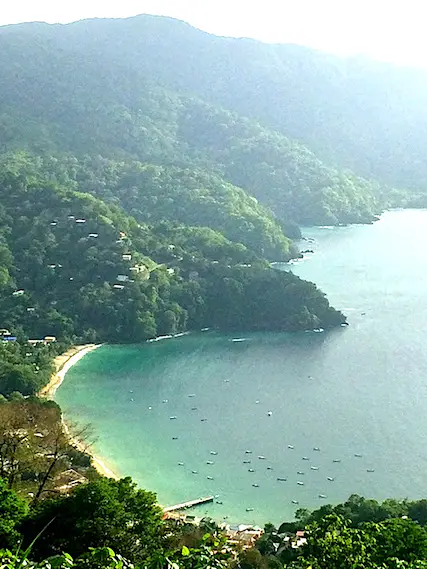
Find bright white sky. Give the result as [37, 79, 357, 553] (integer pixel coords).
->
[1, 0, 426, 68]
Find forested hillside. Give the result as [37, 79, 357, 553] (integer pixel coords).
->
[23, 13, 422, 191]
[1, 152, 296, 259]
[0, 18, 383, 226]
[1, 15, 426, 193]
[0, 155, 345, 348]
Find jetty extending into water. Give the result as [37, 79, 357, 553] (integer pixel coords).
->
[164, 495, 214, 512]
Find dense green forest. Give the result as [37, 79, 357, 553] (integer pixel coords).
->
[0, 153, 345, 355]
[0, 18, 386, 227]
[1, 152, 296, 260]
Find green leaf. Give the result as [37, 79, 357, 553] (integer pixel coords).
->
[181, 546, 190, 557]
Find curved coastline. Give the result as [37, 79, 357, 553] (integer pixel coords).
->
[39, 343, 120, 480]
[39, 344, 102, 399]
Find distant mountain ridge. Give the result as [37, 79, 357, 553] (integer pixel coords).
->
[1, 14, 424, 191]
[0, 14, 384, 226]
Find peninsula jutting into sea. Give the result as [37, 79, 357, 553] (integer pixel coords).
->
[2, 8, 427, 568]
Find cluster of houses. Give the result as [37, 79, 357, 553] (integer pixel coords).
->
[0, 328, 16, 342]
[113, 256, 151, 289]
[54, 468, 89, 493]
[28, 336, 57, 345]
[164, 509, 307, 551]
[0, 329, 57, 345]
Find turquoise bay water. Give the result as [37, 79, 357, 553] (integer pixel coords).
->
[56, 210, 427, 525]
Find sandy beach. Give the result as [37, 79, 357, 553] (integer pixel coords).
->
[39, 343, 120, 480]
[38, 344, 102, 399]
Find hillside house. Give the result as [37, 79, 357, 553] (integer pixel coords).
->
[12, 290, 24, 297]
[55, 469, 88, 493]
[116, 274, 130, 282]
[225, 525, 263, 549]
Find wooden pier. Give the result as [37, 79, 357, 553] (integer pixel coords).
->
[164, 495, 214, 512]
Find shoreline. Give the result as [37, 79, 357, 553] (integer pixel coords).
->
[38, 344, 102, 399]
[39, 343, 120, 480]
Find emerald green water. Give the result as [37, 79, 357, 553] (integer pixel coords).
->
[56, 210, 427, 525]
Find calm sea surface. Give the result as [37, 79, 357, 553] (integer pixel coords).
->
[56, 210, 427, 525]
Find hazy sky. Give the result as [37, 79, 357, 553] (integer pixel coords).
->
[1, 0, 426, 68]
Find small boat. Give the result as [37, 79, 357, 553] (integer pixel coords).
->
[267, 411, 273, 416]
[206, 461, 214, 465]
[201, 418, 208, 422]
[207, 476, 214, 480]
[313, 447, 320, 451]
[243, 460, 251, 464]
[231, 338, 247, 342]
[354, 453, 362, 458]
[248, 468, 255, 473]
[224, 379, 230, 382]
[297, 471, 305, 475]
[292, 500, 299, 504]
[169, 416, 177, 420]
[216, 500, 223, 504]
[267, 466, 273, 470]
[178, 462, 184, 466]
[188, 394, 196, 397]
[191, 470, 198, 474]
[162, 399, 168, 403]
[191, 407, 198, 411]
[297, 481, 304, 486]
[367, 469, 375, 473]
[210, 451, 218, 455]
[258, 456, 266, 460]
[311, 466, 319, 470]
[333, 459, 341, 463]
[277, 477, 287, 482]
[214, 494, 220, 498]
[245, 450, 252, 454]
[327, 477, 335, 481]
[319, 494, 327, 499]
[252, 483, 259, 488]
[148, 406, 152, 410]
[172, 437, 178, 440]
[246, 507, 254, 512]
[302, 456, 309, 461]
[288, 445, 295, 449]
[255, 400, 260, 404]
